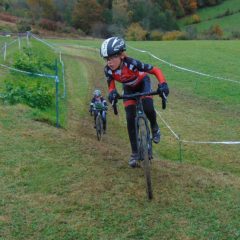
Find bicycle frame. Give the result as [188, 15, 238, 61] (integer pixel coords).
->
[134, 97, 153, 161]
[95, 110, 103, 141]
[114, 91, 161, 200]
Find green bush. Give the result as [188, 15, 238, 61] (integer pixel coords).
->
[17, 19, 31, 32]
[2, 79, 54, 110]
[13, 46, 55, 73]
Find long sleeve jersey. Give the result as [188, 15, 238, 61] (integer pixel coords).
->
[104, 57, 166, 92]
[90, 96, 107, 110]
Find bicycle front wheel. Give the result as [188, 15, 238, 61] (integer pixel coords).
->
[137, 117, 153, 200]
[96, 114, 103, 141]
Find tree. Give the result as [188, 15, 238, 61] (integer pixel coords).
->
[180, 0, 198, 14]
[27, 0, 59, 21]
[52, 0, 77, 24]
[72, 0, 103, 34]
[111, 0, 129, 26]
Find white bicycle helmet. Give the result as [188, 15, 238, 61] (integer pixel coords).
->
[100, 37, 126, 58]
[93, 89, 101, 97]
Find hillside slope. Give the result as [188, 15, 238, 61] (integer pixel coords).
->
[179, 0, 240, 38]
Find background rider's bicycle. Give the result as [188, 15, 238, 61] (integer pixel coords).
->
[92, 104, 107, 141]
[113, 91, 166, 200]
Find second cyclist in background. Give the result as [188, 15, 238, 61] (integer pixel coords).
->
[89, 89, 108, 134]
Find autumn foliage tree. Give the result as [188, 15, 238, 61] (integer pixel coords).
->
[27, 0, 59, 21]
[72, 0, 103, 34]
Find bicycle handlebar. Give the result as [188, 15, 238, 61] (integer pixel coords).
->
[112, 91, 167, 115]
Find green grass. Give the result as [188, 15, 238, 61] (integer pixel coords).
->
[45, 38, 240, 172]
[0, 38, 240, 239]
[178, 0, 240, 37]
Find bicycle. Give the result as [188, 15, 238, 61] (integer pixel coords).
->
[113, 91, 167, 200]
[92, 104, 107, 141]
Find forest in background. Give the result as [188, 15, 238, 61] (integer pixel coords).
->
[0, 0, 229, 39]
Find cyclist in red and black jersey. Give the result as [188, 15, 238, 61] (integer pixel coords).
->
[100, 37, 169, 167]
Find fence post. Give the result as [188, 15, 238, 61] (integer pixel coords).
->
[55, 59, 59, 128]
[4, 42, 7, 61]
[178, 135, 183, 162]
[18, 36, 21, 50]
[26, 31, 30, 46]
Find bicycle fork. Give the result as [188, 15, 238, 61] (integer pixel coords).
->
[135, 115, 153, 161]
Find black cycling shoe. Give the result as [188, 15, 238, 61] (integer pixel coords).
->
[152, 127, 161, 144]
[129, 153, 139, 168]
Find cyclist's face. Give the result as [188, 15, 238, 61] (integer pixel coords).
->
[105, 54, 122, 70]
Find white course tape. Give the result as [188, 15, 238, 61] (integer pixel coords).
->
[156, 110, 180, 140]
[128, 45, 240, 84]
[182, 140, 240, 145]
[156, 110, 240, 145]
[0, 63, 55, 79]
[7, 39, 17, 47]
[31, 34, 59, 51]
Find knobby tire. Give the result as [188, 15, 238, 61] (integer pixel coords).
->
[96, 114, 103, 141]
[137, 117, 153, 200]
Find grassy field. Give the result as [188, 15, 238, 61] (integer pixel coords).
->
[0, 38, 240, 239]
[178, 0, 240, 37]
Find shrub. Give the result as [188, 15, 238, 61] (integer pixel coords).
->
[17, 19, 31, 32]
[107, 24, 125, 37]
[150, 30, 163, 40]
[13, 47, 55, 73]
[125, 23, 147, 41]
[185, 26, 198, 39]
[2, 79, 54, 109]
[231, 31, 240, 39]
[191, 14, 201, 24]
[14, 51, 39, 73]
[203, 24, 224, 39]
[162, 31, 186, 40]
[39, 18, 58, 31]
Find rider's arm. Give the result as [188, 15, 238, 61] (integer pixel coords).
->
[89, 101, 94, 112]
[128, 57, 166, 84]
[147, 67, 166, 84]
[104, 66, 116, 92]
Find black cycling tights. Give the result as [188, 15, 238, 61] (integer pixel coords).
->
[125, 98, 158, 154]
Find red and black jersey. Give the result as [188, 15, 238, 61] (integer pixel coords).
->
[104, 57, 166, 92]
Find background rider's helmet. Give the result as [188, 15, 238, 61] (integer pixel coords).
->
[100, 37, 126, 58]
[93, 89, 101, 97]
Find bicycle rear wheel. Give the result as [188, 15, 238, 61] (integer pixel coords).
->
[96, 114, 103, 141]
[137, 117, 153, 200]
